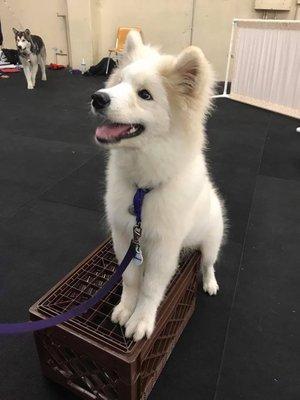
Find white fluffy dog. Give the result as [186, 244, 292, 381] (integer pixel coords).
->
[91, 31, 225, 341]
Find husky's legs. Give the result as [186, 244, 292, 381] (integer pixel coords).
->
[111, 230, 142, 326]
[39, 53, 47, 81]
[200, 217, 223, 295]
[125, 238, 180, 341]
[23, 64, 33, 89]
[30, 60, 38, 88]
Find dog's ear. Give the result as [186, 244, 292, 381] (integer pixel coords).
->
[117, 30, 143, 68]
[124, 30, 143, 54]
[24, 29, 31, 38]
[161, 46, 214, 112]
[12, 28, 18, 35]
[173, 46, 204, 97]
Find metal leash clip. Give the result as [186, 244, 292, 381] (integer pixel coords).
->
[132, 222, 143, 266]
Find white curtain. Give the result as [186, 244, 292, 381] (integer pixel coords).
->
[230, 21, 300, 118]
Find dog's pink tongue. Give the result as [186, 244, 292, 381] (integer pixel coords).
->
[96, 125, 130, 139]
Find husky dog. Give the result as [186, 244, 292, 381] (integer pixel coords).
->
[12, 28, 47, 89]
[91, 32, 225, 341]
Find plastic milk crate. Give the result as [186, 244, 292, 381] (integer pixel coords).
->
[30, 238, 200, 400]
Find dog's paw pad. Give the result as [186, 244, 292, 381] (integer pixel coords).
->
[111, 303, 134, 326]
[203, 278, 219, 296]
[125, 312, 155, 341]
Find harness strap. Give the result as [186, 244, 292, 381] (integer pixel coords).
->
[133, 188, 151, 223]
[0, 187, 150, 335]
[0, 243, 136, 335]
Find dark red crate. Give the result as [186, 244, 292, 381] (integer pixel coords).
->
[30, 238, 200, 400]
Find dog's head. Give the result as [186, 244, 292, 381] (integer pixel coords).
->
[13, 28, 32, 52]
[91, 31, 214, 149]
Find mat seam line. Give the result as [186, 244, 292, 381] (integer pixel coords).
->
[212, 114, 272, 400]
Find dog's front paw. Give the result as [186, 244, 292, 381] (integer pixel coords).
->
[42, 76, 47, 81]
[125, 310, 155, 341]
[111, 302, 135, 326]
[27, 84, 34, 90]
[203, 276, 219, 295]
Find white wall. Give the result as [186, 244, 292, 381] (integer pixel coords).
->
[91, 0, 101, 63]
[0, 0, 68, 65]
[1, 0, 299, 77]
[96, 0, 193, 57]
[65, 0, 194, 70]
[192, 0, 258, 80]
[93, 0, 299, 79]
[66, 0, 94, 70]
[192, 0, 299, 79]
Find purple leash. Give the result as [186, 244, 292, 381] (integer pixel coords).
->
[0, 188, 150, 335]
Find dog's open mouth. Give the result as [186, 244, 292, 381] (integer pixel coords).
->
[95, 122, 144, 144]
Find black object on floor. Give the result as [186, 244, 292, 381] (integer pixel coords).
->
[0, 71, 299, 400]
[84, 57, 117, 76]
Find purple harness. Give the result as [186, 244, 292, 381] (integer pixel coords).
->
[0, 188, 150, 335]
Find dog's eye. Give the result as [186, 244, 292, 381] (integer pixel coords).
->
[138, 89, 153, 101]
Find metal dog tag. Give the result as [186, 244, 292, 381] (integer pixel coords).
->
[133, 246, 143, 266]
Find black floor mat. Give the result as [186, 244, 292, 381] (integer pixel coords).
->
[214, 176, 300, 400]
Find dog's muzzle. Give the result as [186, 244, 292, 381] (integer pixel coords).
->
[91, 92, 111, 111]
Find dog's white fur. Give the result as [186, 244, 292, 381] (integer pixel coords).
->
[92, 32, 225, 341]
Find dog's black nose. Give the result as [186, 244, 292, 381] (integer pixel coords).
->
[17, 45, 22, 50]
[91, 92, 111, 110]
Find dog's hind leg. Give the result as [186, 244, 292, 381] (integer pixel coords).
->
[30, 57, 38, 88]
[111, 229, 143, 326]
[40, 59, 47, 81]
[200, 216, 223, 296]
[39, 50, 47, 81]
